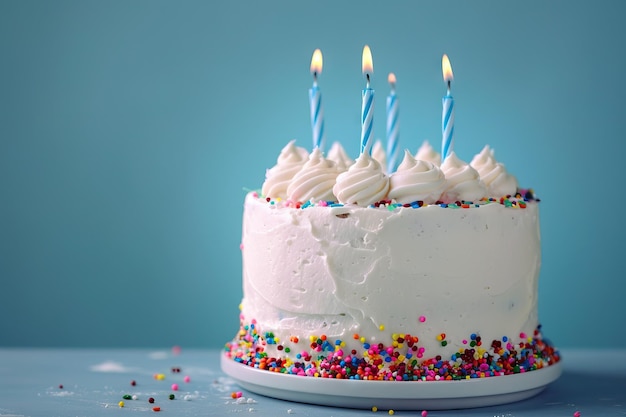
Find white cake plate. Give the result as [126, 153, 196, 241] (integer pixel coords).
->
[221, 353, 562, 410]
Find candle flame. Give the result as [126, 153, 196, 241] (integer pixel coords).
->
[362, 45, 373, 79]
[442, 54, 453, 83]
[310, 49, 323, 76]
[388, 72, 396, 85]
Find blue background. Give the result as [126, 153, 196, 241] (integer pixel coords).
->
[1, 0, 625, 349]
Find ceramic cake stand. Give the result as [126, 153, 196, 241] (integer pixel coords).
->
[221, 353, 562, 410]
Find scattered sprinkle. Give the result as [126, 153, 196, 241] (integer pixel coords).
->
[184, 375, 191, 383]
[118, 401, 125, 408]
[421, 411, 428, 417]
[152, 406, 161, 412]
[171, 383, 179, 391]
[149, 397, 155, 404]
[169, 394, 175, 400]
[372, 406, 378, 412]
[574, 412, 581, 417]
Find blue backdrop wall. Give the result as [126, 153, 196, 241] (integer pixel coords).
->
[1, 0, 625, 349]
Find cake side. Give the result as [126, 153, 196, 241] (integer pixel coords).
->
[225, 193, 559, 381]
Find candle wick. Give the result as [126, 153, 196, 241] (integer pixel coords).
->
[366, 73, 371, 88]
[313, 72, 318, 86]
[447, 80, 451, 93]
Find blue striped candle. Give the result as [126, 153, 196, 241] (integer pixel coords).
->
[441, 54, 455, 161]
[361, 45, 374, 155]
[386, 72, 399, 173]
[309, 49, 326, 151]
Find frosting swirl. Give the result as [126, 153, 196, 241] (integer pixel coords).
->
[261, 140, 308, 199]
[470, 145, 518, 198]
[440, 152, 487, 203]
[371, 140, 387, 173]
[333, 152, 390, 206]
[287, 147, 339, 202]
[415, 140, 441, 166]
[326, 141, 355, 172]
[388, 150, 446, 204]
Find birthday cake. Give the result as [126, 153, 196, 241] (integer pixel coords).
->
[223, 140, 560, 395]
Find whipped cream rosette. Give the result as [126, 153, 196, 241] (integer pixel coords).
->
[326, 141, 355, 172]
[333, 152, 389, 206]
[470, 145, 518, 198]
[440, 152, 487, 203]
[388, 150, 446, 204]
[371, 140, 387, 173]
[286, 147, 339, 202]
[261, 140, 309, 199]
[415, 140, 441, 166]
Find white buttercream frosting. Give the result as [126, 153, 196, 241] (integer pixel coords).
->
[326, 141, 355, 172]
[333, 152, 390, 206]
[440, 152, 487, 203]
[415, 140, 441, 166]
[261, 140, 308, 199]
[388, 150, 446, 204]
[238, 193, 542, 365]
[470, 145, 518, 198]
[286, 147, 339, 202]
[371, 140, 387, 173]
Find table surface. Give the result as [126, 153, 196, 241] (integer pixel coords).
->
[0, 348, 624, 417]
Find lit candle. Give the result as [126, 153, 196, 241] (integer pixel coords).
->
[309, 49, 326, 151]
[386, 72, 399, 173]
[361, 45, 374, 155]
[441, 54, 455, 161]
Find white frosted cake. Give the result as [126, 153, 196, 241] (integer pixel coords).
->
[224, 140, 559, 387]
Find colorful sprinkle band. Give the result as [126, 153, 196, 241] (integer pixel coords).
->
[253, 189, 538, 211]
[225, 318, 559, 381]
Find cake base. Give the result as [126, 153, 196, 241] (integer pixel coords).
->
[221, 353, 561, 410]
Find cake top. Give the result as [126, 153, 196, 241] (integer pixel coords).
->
[261, 140, 524, 207]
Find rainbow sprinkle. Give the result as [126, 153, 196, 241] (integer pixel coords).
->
[224, 317, 560, 381]
[254, 189, 538, 210]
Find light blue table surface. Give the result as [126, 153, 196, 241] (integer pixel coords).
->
[0, 348, 624, 417]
